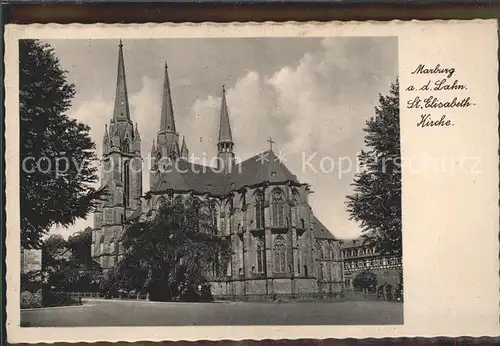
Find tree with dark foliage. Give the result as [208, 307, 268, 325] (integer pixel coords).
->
[41, 228, 101, 292]
[20, 40, 104, 249]
[41, 234, 67, 276]
[353, 270, 378, 293]
[66, 227, 93, 263]
[65, 227, 102, 291]
[117, 199, 230, 301]
[346, 80, 401, 255]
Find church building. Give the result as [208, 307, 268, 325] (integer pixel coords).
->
[92, 41, 344, 300]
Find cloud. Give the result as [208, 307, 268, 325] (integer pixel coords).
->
[266, 38, 396, 239]
[178, 77, 192, 87]
[181, 37, 397, 238]
[180, 70, 281, 164]
[130, 75, 162, 183]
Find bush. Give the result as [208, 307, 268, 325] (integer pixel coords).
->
[42, 290, 81, 307]
[200, 284, 213, 302]
[21, 272, 43, 292]
[353, 270, 378, 293]
[20, 290, 43, 309]
[98, 271, 119, 299]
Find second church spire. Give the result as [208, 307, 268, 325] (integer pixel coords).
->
[113, 40, 131, 121]
[217, 85, 235, 171]
[160, 62, 176, 133]
[154, 61, 180, 164]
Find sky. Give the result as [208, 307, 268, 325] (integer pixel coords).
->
[46, 37, 398, 240]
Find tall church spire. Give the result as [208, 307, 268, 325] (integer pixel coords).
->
[217, 85, 235, 171]
[160, 62, 176, 133]
[218, 85, 233, 143]
[155, 62, 180, 162]
[113, 39, 130, 121]
[95, 40, 143, 277]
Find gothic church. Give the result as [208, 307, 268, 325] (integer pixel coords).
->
[92, 41, 344, 300]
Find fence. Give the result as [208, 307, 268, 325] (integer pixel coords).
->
[68, 292, 149, 300]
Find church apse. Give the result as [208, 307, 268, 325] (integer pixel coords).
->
[93, 41, 343, 300]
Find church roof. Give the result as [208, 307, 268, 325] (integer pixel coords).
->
[313, 215, 337, 240]
[151, 159, 226, 195]
[340, 233, 375, 248]
[227, 150, 300, 189]
[150, 150, 301, 195]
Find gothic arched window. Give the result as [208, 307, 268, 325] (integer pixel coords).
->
[291, 190, 299, 222]
[329, 243, 335, 260]
[271, 189, 285, 227]
[123, 139, 130, 153]
[256, 238, 265, 273]
[155, 150, 162, 170]
[212, 254, 220, 277]
[273, 235, 286, 273]
[317, 241, 324, 259]
[170, 148, 177, 161]
[220, 214, 226, 234]
[319, 263, 324, 281]
[297, 239, 301, 273]
[211, 203, 217, 228]
[123, 160, 130, 207]
[255, 192, 265, 229]
[99, 235, 105, 255]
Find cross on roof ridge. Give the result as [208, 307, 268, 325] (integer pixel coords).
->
[267, 137, 275, 151]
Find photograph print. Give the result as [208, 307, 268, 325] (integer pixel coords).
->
[19, 36, 402, 327]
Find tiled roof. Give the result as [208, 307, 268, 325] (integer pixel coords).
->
[228, 150, 300, 190]
[150, 150, 301, 195]
[313, 215, 337, 240]
[340, 239, 358, 247]
[150, 159, 226, 194]
[340, 234, 374, 248]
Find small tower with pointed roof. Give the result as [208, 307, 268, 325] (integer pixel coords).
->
[102, 124, 109, 156]
[217, 85, 235, 171]
[134, 122, 141, 153]
[180, 136, 189, 159]
[93, 40, 143, 276]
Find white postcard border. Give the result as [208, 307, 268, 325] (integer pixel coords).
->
[5, 20, 500, 342]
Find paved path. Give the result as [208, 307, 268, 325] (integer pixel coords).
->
[21, 298, 403, 327]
